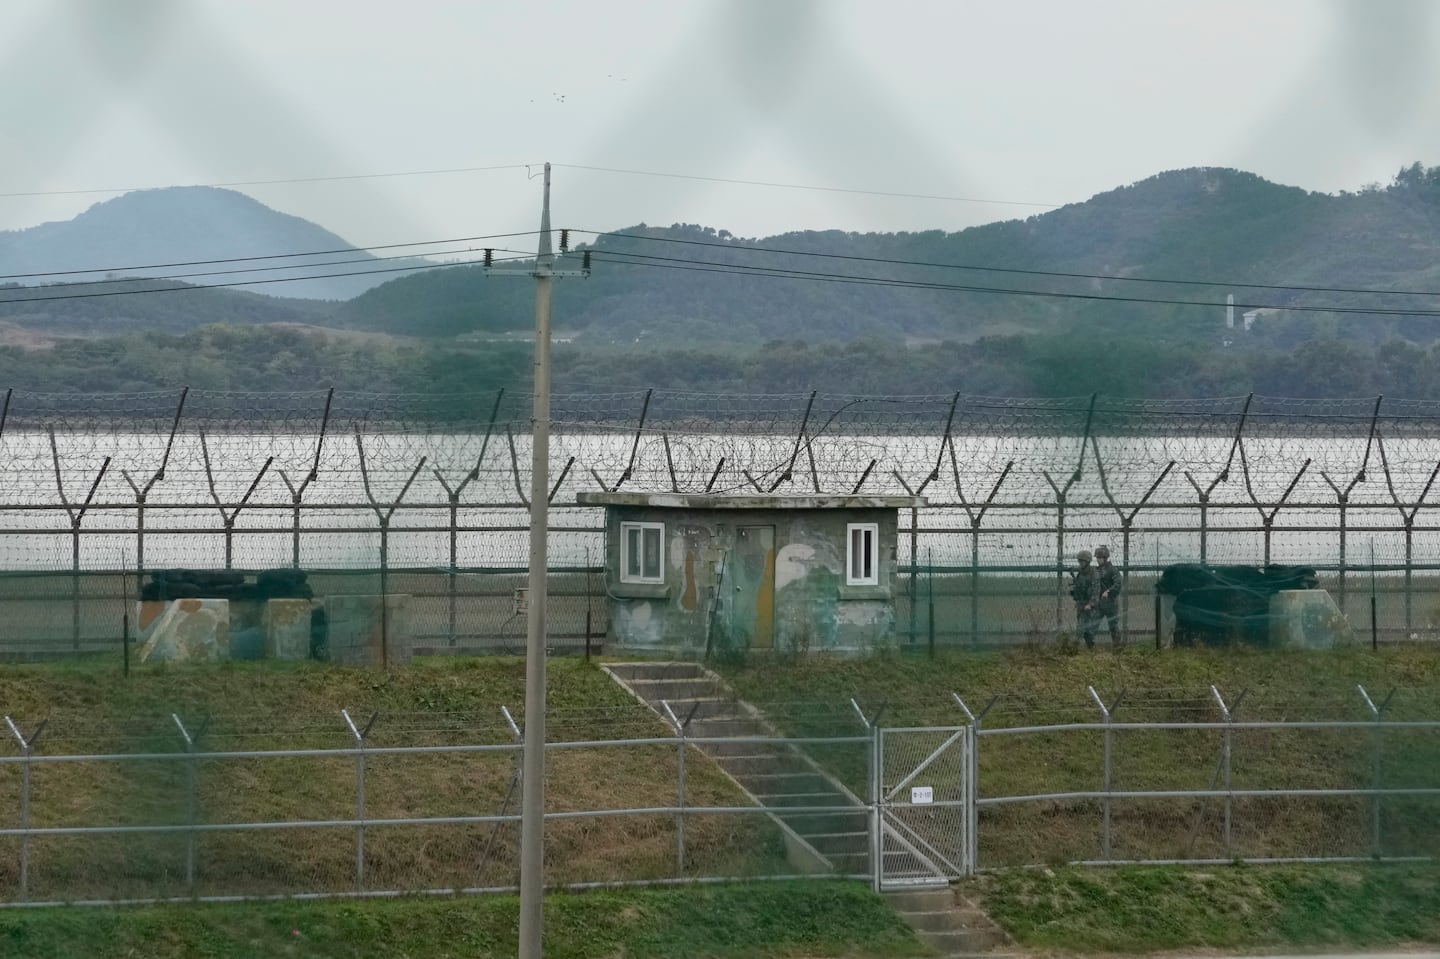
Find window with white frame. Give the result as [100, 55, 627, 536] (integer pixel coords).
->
[847, 523, 879, 586]
[620, 521, 665, 584]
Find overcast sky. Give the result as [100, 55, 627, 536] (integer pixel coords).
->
[2, 0, 1438, 252]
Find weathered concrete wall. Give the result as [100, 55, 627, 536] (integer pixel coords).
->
[265, 599, 317, 660]
[136, 599, 231, 663]
[323, 594, 413, 665]
[587, 498, 908, 655]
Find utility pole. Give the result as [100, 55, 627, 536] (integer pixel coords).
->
[490, 162, 589, 959]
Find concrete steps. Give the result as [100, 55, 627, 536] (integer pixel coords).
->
[604, 660, 866, 876]
[606, 661, 1016, 958]
[884, 888, 1016, 958]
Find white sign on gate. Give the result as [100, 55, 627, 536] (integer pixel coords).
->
[910, 785, 934, 805]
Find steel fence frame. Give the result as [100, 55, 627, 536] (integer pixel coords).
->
[10, 388, 1440, 655]
[4, 693, 1438, 905]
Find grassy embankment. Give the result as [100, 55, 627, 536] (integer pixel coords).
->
[968, 861, 1440, 955]
[0, 880, 926, 959]
[722, 645, 1440, 954]
[0, 656, 787, 901]
[5, 645, 1440, 957]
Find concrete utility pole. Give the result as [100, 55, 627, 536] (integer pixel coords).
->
[491, 162, 589, 959]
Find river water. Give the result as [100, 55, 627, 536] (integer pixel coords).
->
[3, 430, 1440, 572]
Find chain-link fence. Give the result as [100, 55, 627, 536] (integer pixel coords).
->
[969, 684, 1440, 870]
[3, 687, 1437, 904]
[0, 707, 830, 905]
[7, 388, 1440, 659]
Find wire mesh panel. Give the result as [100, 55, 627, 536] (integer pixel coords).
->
[9, 389, 1440, 656]
[877, 726, 969, 889]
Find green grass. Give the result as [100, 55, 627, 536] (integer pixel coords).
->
[967, 861, 1440, 954]
[0, 880, 926, 959]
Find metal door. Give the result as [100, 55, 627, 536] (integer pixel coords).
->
[728, 525, 775, 650]
[875, 726, 970, 889]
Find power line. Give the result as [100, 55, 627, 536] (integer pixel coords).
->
[589, 250, 1440, 318]
[11, 236, 1436, 318]
[583, 229, 1440, 300]
[555, 164, 1061, 209]
[1, 246, 537, 295]
[0, 164, 535, 200]
[0, 232, 540, 282]
[0, 253, 533, 306]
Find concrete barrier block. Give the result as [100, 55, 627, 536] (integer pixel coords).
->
[1269, 589, 1352, 648]
[323, 595, 412, 665]
[265, 599, 316, 660]
[136, 599, 231, 663]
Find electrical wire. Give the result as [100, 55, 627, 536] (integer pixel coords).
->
[1, 247, 538, 294]
[7, 235, 1438, 318]
[3, 214, 1436, 319]
[0, 231, 541, 282]
[0, 253, 535, 305]
[581, 229, 1440, 300]
[587, 250, 1440, 317]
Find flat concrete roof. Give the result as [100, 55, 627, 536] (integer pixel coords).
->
[575, 492, 926, 510]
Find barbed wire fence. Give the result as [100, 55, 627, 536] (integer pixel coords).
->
[6, 387, 1440, 660]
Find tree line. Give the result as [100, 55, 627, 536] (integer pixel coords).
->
[2, 323, 1438, 403]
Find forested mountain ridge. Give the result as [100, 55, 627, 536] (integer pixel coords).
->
[4, 164, 1440, 399]
[335, 165, 1440, 348]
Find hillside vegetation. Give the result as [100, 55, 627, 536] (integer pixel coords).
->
[3, 164, 1440, 396]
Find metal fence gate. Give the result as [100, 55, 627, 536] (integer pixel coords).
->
[874, 725, 971, 890]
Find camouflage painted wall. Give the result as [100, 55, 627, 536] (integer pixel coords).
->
[578, 494, 918, 655]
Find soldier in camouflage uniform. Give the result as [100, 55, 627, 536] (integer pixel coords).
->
[1070, 549, 1102, 648]
[1094, 544, 1123, 647]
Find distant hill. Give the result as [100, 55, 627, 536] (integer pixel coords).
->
[337, 165, 1440, 349]
[0, 187, 434, 302]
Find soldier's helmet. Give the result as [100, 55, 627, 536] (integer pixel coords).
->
[1076, 550, 1092, 564]
[1094, 545, 1110, 559]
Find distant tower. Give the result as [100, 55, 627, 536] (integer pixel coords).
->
[1226, 294, 1235, 329]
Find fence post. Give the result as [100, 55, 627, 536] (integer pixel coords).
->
[661, 700, 701, 876]
[478, 706, 524, 884]
[49, 430, 111, 652]
[851, 698, 885, 890]
[927, 548, 935, 658]
[172, 713, 207, 897]
[1357, 685, 1394, 858]
[1088, 686, 1124, 862]
[1091, 450, 1174, 647]
[4, 717, 44, 901]
[1377, 436, 1440, 641]
[201, 433, 274, 571]
[278, 386, 333, 570]
[1043, 475, 1067, 635]
[952, 693, 997, 876]
[342, 708, 378, 891]
[953, 455, 1012, 648]
[1240, 444, 1309, 569]
[356, 437, 428, 666]
[1210, 686, 1247, 857]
